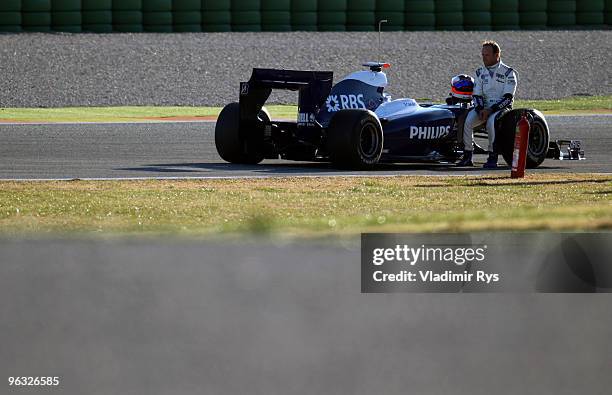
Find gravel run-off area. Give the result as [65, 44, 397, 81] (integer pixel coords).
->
[0, 31, 610, 107]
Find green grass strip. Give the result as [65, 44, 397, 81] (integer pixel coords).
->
[0, 96, 610, 123]
[0, 106, 223, 123]
[515, 95, 612, 113]
[0, 174, 610, 238]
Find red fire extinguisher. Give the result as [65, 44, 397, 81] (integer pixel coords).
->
[511, 111, 530, 178]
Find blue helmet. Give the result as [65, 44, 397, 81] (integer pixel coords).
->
[450, 74, 475, 100]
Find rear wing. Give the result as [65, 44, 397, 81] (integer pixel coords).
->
[239, 68, 333, 126]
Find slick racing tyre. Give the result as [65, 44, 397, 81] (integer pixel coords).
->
[215, 102, 267, 164]
[524, 113, 550, 168]
[496, 109, 550, 169]
[326, 109, 383, 169]
[259, 106, 271, 123]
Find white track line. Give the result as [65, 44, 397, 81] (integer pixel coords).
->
[0, 175, 483, 181]
[1, 173, 610, 182]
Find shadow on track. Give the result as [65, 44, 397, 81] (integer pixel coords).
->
[115, 161, 519, 175]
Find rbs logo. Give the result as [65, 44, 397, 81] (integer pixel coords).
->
[325, 94, 365, 112]
[297, 112, 316, 126]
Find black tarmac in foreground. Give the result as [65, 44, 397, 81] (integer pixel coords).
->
[2, 238, 611, 395]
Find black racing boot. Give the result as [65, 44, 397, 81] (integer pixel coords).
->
[456, 151, 473, 167]
[483, 152, 499, 169]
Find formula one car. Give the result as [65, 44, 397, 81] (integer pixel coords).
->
[215, 63, 583, 169]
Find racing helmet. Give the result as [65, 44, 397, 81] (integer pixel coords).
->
[450, 74, 474, 101]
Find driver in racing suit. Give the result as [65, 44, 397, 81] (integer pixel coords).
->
[457, 40, 518, 168]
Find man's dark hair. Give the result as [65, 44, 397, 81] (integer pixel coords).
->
[482, 40, 501, 55]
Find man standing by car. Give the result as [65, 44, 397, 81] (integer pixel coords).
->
[457, 40, 518, 168]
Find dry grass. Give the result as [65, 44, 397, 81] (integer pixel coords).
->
[0, 174, 610, 238]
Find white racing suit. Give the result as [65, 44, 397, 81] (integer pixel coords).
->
[463, 61, 518, 152]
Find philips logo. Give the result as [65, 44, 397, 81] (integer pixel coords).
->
[326, 94, 366, 112]
[409, 126, 450, 139]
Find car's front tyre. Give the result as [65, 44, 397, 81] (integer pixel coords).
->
[496, 109, 550, 169]
[523, 113, 550, 168]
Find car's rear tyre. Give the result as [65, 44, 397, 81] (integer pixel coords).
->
[214, 102, 266, 164]
[496, 110, 550, 169]
[259, 106, 271, 123]
[326, 109, 383, 169]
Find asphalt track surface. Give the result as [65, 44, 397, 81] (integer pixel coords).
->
[1, 115, 610, 179]
[2, 238, 611, 395]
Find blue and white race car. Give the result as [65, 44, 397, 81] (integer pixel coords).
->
[215, 63, 582, 169]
